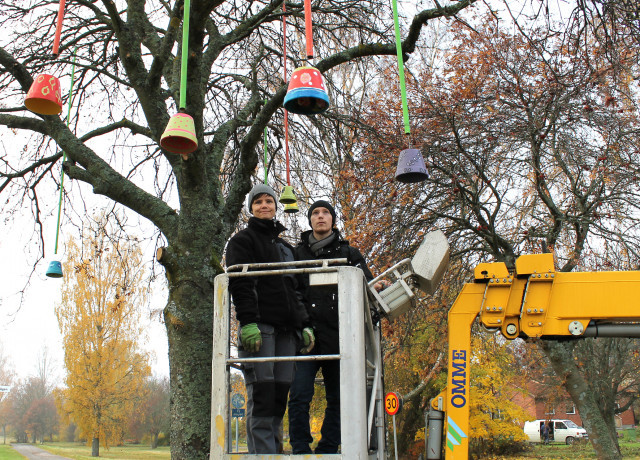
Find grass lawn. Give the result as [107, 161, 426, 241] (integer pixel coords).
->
[502, 440, 640, 459]
[0, 445, 26, 460]
[24, 439, 640, 459]
[37, 442, 170, 460]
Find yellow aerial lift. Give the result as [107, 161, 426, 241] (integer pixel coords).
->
[427, 252, 640, 460]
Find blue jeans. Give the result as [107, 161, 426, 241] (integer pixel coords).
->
[288, 359, 340, 454]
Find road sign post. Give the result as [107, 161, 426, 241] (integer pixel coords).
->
[231, 394, 246, 452]
[231, 393, 245, 409]
[385, 392, 402, 460]
[231, 408, 245, 418]
[385, 392, 400, 416]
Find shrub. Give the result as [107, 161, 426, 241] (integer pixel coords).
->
[470, 435, 528, 457]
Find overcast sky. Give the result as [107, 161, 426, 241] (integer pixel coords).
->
[0, 208, 170, 385]
[0, 0, 557, 387]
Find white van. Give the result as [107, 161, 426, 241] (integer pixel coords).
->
[524, 419, 588, 445]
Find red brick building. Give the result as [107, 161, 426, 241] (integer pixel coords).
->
[513, 385, 636, 429]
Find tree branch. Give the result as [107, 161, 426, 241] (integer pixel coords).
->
[402, 351, 444, 403]
[0, 46, 35, 91]
[146, 2, 183, 89]
[0, 114, 48, 135]
[79, 118, 154, 143]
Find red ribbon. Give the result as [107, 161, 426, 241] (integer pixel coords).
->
[52, 0, 66, 56]
[282, 4, 291, 185]
[305, 0, 313, 59]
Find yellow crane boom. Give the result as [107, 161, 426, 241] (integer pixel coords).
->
[429, 253, 640, 459]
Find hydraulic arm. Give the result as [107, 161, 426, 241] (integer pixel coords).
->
[429, 253, 640, 460]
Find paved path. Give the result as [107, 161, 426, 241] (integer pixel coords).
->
[10, 444, 72, 460]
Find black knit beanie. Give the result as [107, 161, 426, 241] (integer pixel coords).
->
[307, 200, 336, 227]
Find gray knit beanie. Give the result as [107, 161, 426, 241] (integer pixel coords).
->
[307, 200, 336, 227]
[247, 184, 277, 213]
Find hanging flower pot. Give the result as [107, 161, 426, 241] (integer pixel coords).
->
[283, 66, 330, 115]
[279, 185, 297, 204]
[395, 148, 428, 183]
[284, 201, 299, 213]
[160, 113, 198, 155]
[46, 259, 63, 278]
[25, 74, 63, 115]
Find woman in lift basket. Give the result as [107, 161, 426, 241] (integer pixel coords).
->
[225, 183, 315, 454]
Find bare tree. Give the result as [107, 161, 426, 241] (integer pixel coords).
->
[339, 10, 640, 459]
[6, 376, 58, 443]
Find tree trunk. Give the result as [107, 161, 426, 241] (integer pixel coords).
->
[396, 395, 424, 457]
[91, 437, 99, 457]
[161, 234, 221, 459]
[541, 341, 621, 460]
[165, 283, 214, 459]
[151, 432, 159, 449]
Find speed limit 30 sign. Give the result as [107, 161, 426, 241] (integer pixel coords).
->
[385, 392, 401, 416]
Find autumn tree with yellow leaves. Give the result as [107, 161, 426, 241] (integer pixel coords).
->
[468, 334, 529, 456]
[55, 216, 151, 457]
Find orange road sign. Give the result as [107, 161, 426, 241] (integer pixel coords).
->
[385, 392, 400, 416]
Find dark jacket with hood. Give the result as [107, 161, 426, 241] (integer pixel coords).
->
[226, 216, 309, 330]
[296, 229, 373, 355]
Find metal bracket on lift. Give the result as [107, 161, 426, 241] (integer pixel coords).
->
[368, 230, 450, 320]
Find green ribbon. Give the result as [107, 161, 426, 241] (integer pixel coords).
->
[392, 0, 410, 135]
[54, 47, 78, 254]
[264, 129, 268, 185]
[179, 0, 191, 109]
[264, 100, 268, 184]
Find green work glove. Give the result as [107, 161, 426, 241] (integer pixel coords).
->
[300, 327, 315, 354]
[241, 323, 262, 353]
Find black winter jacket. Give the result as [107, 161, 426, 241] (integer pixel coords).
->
[295, 229, 373, 355]
[226, 217, 309, 330]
